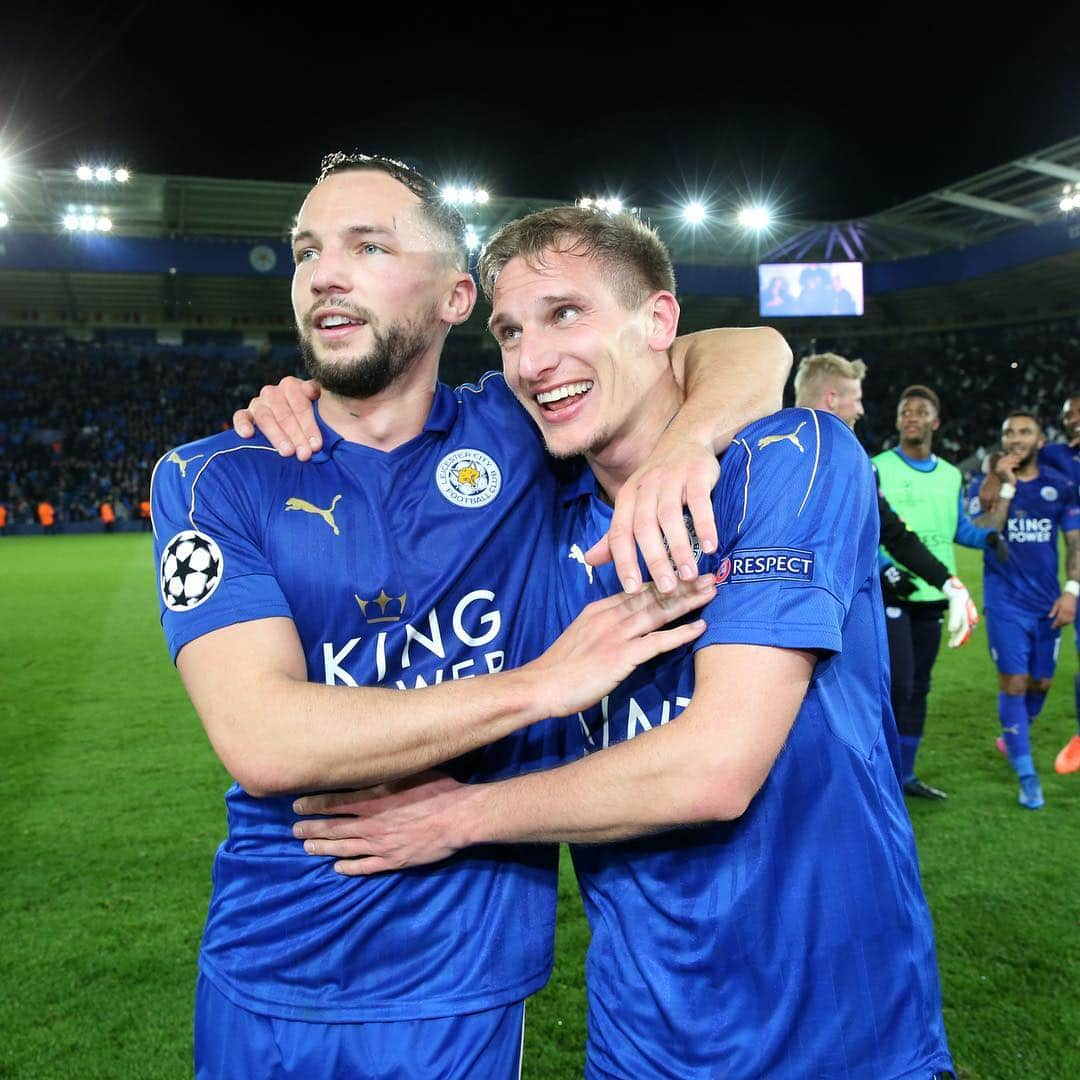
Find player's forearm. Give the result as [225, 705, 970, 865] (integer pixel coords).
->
[196, 666, 549, 797]
[1066, 532, 1080, 583]
[669, 327, 792, 454]
[454, 714, 753, 846]
[972, 500, 1009, 533]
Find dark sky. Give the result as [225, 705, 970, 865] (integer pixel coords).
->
[2, 6, 1078, 220]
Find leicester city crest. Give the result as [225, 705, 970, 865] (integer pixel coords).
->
[435, 449, 502, 508]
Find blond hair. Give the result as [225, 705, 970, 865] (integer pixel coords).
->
[478, 206, 675, 309]
[794, 352, 867, 407]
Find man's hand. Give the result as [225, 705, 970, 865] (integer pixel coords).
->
[1049, 591, 1077, 630]
[233, 376, 322, 460]
[526, 575, 714, 718]
[293, 772, 472, 875]
[942, 576, 979, 647]
[992, 451, 1021, 485]
[587, 437, 719, 594]
[881, 563, 917, 603]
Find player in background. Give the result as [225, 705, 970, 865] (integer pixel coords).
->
[157, 154, 790, 1078]
[1037, 393, 1080, 773]
[872, 386, 996, 800]
[293, 208, 954, 1079]
[969, 411, 1080, 808]
[793, 353, 978, 653]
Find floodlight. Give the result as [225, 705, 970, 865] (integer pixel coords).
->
[602, 197, 623, 213]
[475, 189, 489, 204]
[94, 166, 112, 182]
[63, 214, 79, 230]
[738, 206, 771, 230]
[79, 214, 95, 231]
[0, 212, 8, 228]
[114, 168, 130, 183]
[0, 155, 8, 184]
[682, 202, 707, 225]
[76, 165, 93, 181]
[97, 216, 112, 232]
[442, 185, 459, 202]
[577, 197, 594, 209]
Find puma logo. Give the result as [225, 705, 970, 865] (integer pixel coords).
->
[757, 421, 807, 453]
[168, 450, 204, 478]
[285, 494, 342, 535]
[569, 543, 594, 584]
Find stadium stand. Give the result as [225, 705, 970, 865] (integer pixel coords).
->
[2, 317, 1074, 532]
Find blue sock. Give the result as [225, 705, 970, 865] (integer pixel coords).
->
[899, 735, 920, 782]
[1025, 690, 1046, 727]
[999, 692, 1034, 777]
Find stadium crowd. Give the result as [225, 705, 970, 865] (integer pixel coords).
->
[1, 317, 1077, 529]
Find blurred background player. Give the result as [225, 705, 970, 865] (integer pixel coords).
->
[970, 411, 1080, 807]
[794, 354, 978, 656]
[1037, 393, 1080, 774]
[872, 386, 996, 800]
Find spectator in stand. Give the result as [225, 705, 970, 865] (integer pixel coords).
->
[100, 501, 116, 533]
[139, 497, 153, 531]
[0, 502, 7, 535]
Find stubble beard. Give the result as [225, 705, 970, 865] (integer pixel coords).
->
[299, 308, 438, 399]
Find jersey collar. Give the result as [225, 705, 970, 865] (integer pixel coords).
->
[309, 383, 457, 460]
[558, 459, 601, 506]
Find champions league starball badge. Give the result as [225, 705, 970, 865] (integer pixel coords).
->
[435, 450, 502, 508]
[160, 530, 224, 611]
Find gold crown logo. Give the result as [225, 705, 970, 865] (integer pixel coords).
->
[355, 589, 407, 623]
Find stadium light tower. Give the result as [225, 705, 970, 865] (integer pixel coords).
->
[0, 212, 9, 228]
[738, 205, 772, 230]
[76, 165, 94, 181]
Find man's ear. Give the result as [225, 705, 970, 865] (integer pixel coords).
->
[648, 291, 680, 352]
[443, 272, 478, 326]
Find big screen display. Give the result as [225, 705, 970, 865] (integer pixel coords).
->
[758, 262, 864, 317]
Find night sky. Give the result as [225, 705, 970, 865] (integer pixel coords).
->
[2, 6, 1078, 220]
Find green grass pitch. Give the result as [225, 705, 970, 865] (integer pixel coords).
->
[1, 534, 1077, 1077]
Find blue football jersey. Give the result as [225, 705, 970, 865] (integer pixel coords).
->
[151, 375, 563, 1023]
[965, 467, 1080, 615]
[1038, 441, 1080, 499]
[555, 409, 952, 1079]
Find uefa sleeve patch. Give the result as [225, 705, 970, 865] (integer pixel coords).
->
[716, 547, 815, 585]
[435, 449, 502, 508]
[160, 530, 225, 611]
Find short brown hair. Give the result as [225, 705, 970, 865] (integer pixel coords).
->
[898, 384, 941, 415]
[793, 352, 867, 406]
[311, 151, 468, 270]
[478, 206, 676, 309]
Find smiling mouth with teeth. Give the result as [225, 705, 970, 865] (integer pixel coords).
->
[536, 381, 593, 406]
[317, 314, 367, 329]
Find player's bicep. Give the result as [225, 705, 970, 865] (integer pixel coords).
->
[177, 617, 306, 770]
[688, 642, 815, 815]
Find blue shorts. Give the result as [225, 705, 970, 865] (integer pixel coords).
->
[195, 974, 526, 1079]
[986, 607, 1062, 680]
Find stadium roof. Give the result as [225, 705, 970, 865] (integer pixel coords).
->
[1, 135, 1078, 332]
